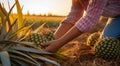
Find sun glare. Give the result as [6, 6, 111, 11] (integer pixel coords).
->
[0, 0, 72, 16]
[38, 0, 54, 14]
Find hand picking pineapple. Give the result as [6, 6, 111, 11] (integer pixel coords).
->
[41, 0, 120, 61]
[28, 30, 55, 48]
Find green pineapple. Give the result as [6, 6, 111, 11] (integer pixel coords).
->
[28, 33, 47, 45]
[44, 31, 55, 41]
[95, 38, 120, 60]
[87, 32, 100, 47]
[28, 31, 55, 46]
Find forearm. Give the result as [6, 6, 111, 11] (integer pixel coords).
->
[54, 0, 85, 39]
[45, 26, 83, 52]
[58, 26, 83, 46]
[54, 23, 74, 39]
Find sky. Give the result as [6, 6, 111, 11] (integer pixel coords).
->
[0, 0, 72, 16]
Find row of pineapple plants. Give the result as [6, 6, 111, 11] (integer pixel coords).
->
[0, 0, 67, 66]
[87, 32, 120, 60]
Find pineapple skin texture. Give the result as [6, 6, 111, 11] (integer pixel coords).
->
[28, 32, 55, 45]
[95, 38, 120, 60]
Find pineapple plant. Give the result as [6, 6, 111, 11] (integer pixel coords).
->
[27, 24, 55, 46]
[28, 28, 55, 47]
[0, 1, 67, 66]
[95, 38, 120, 60]
[87, 32, 100, 47]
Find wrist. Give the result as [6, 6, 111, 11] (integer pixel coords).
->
[57, 37, 67, 46]
[58, 26, 83, 45]
[45, 39, 64, 53]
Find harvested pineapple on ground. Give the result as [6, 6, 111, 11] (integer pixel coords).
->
[95, 38, 120, 60]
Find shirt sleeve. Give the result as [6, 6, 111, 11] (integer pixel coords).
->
[62, 0, 84, 25]
[75, 0, 108, 32]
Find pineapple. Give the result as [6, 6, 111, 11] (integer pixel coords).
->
[28, 31, 55, 46]
[44, 31, 55, 41]
[95, 38, 120, 60]
[87, 32, 100, 47]
[28, 33, 47, 46]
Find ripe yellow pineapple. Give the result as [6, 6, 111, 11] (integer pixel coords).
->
[87, 32, 100, 47]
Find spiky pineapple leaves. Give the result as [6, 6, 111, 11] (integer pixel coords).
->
[11, 46, 52, 55]
[0, 3, 16, 40]
[32, 23, 46, 34]
[0, 41, 63, 66]
[15, 0, 24, 38]
[9, 50, 41, 66]
[0, 2, 35, 41]
[15, 0, 24, 28]
[32, 55, 60, 66]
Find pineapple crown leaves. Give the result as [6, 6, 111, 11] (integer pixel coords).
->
[10, 54, 40, 66]
[12, 47, 64, 66]
[8, 49, 41, 66]
[11, 46, 53, 55]
[9, 22, 35, 41]
[0, 3, 7, 18]
[0, 1, 16, 28]
[0, 2, 36, 41]
[32, 23, 46, 34]
[0, 3, 16, 40]
[15, 0, 24, 26]
[31, 55, 60, 66]
[11, 59, 29, 66]
[4, 19, 18, 40]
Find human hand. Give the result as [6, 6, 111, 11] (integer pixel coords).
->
[41, 39, 62, 53]
[41, 26, 82, 53]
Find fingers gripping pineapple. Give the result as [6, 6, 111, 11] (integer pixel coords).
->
[95, 38, 120, 60]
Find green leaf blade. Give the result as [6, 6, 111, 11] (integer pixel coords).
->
[11, 46, 52, 55]
[0, 51, 11, 66]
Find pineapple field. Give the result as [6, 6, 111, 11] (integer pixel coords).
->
[0, 0, 120, 66]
